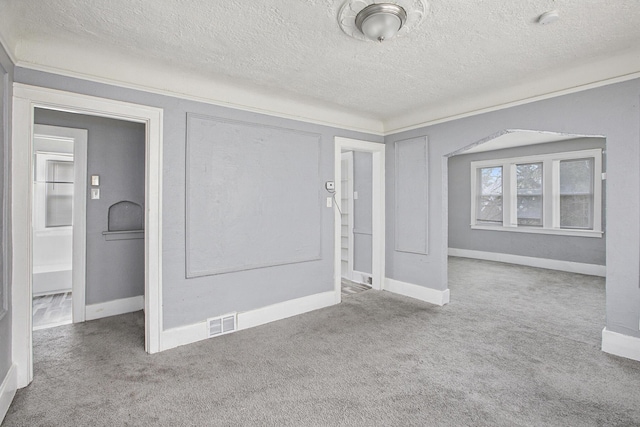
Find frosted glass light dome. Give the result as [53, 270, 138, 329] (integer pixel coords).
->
[355, 3, 407, 42]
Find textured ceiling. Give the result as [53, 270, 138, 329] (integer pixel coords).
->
[1, 0, 639, 132]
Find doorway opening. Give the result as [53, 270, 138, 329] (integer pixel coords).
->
[31, 124, 87, 330]
[444, 129, 606, 324]
[12, 84, 163, 389]
[334, 137, 385, 303]
[340, 150, 374, 297]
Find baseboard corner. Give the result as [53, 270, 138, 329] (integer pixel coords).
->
[85, 295, 144, 321]
[601, 327, 640, 362]
[0, 364, 17, 424]
[384, 277, 450, 306]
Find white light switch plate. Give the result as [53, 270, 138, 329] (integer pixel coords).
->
[91, 188, 100, 200]
[326, 197, 332, 207]
[91, 175, 100, 186]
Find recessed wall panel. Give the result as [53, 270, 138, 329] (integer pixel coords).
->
[395, 136, 428, 254]
[186, 114, 322, 277]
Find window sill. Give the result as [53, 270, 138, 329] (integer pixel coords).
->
[102, 230, 145, 241]
[470, 225, 603, 238]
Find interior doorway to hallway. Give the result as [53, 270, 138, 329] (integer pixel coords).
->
[340, 150, 374, 297]
[333, 137, 385, 303]
[12, 84, 163, 389]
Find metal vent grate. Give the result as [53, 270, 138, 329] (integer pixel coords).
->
[208, 313, 237, 338]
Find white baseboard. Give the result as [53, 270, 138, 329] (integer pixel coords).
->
[85, 295, 144, 321]
[160, 291, 337, 352]
[448, 248, 606, 277]
[0, 364, 17, 425]
[601, 327, 640, 362]
[384, 278, 450, 306]
[352, 270, 372, 285]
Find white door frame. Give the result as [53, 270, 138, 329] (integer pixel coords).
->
[334, 137, 385, 302]
[12, 83, 163, 388]
[33, 124, 88, 323]
[340, 151, 354, 281]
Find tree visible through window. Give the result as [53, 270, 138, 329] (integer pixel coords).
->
[476, 166, 502, 225]
[470, 149, 602, 236]
[560, 158, 594, 229]
[516, 162, 543, 226]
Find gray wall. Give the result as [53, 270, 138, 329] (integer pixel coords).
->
[448, 138, 606, 265]
[0, 43, 13, 384]
[353, 152, 372, 274]
[15, 67, 383, 329]
[385, 77, 640, 339]
[34, 109, 145, 305]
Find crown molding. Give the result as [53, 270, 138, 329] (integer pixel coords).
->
[11, 39, 640, 137]
[14, 39, 384, 136]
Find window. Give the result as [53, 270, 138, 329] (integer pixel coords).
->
[34, 152, 74, 231]
[470, 149, 602, 237]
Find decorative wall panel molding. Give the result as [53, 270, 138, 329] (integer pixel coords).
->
[186, 114, 322, 277]
[394, 136, 429, 254]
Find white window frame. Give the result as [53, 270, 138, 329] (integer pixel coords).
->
[470, 149, 603, 238]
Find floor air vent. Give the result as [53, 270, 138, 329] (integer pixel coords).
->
[208, 313, 237, 337]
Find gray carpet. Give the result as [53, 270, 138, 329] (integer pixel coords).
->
[5, 258, 640, 426]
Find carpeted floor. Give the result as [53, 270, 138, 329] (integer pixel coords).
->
[5, 258, 640, 426]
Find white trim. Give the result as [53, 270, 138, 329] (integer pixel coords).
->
[13, 51, 640, 137]
[601, 327, 640, 362]
[384, 277, 450, 306]
[85, 295, 144, 321]
[33, 124, 88, 323]
[11, 83, 163, 389]
[237, 291, 335, 331]
[16, 62, 384, 136]
[469, 225, 603, 238]
[334, 137, 385, 304]
[448, 248, 606, 277]
[340, 151, 354, 281]
[160, 291, 336, 352]
[0, 364, 17, 424]
[384, 70, 640, 134]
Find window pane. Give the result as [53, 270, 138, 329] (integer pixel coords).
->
[516, 162, 543, 226]
[45, 183, 73, 227]
[45, 160, 74, 228]
[560, 158, 594, 229]
[476, 166, 502, 224]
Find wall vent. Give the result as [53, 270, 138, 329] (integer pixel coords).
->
[207, 313, 237, 338]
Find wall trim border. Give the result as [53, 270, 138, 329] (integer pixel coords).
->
[384, 277, 450, 306]
[0, 364, 16, 423]
[160, 291, 336, 352]
[602, 327, 640, 362]
[85, 295, 144, 321]
[449, 248, 606, 277]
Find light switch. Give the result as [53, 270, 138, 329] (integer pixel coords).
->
[91, 188, 100, 200]
[353, 191, 358, 200]
[326, 197, 332, 207]
[91, 175, 100, 186]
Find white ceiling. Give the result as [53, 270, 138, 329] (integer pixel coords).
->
[451, 130, 603, 156]
[1, 0, 639, 133]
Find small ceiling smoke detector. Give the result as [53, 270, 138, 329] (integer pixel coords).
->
[338, 0, 428, 42]
[538, 10, 560, 25]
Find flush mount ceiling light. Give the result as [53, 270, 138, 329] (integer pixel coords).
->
[355, 3, 407, 42]
[339, 0, 427, 42]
